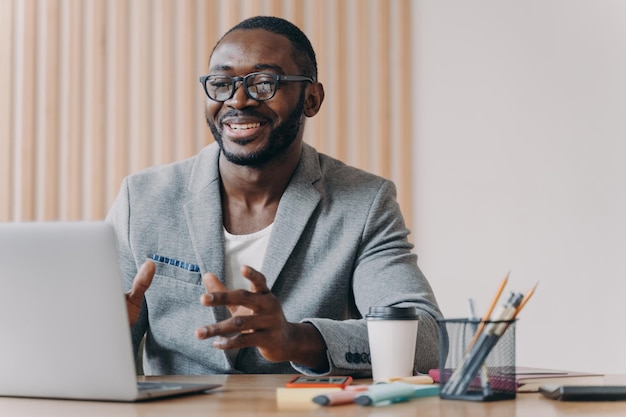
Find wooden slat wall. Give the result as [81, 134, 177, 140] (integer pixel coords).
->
[1, 0, 414, 230]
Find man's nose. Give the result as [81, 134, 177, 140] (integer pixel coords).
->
[226, 80, 256, 108]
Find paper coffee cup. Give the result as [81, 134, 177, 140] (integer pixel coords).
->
[366, 306, 419, 382]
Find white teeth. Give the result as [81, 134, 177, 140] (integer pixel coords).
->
[230, 122, 261, 131]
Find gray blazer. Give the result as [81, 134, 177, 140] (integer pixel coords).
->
[106, 142, 443, 376]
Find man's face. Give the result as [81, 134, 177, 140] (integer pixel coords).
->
[204, 29, 308, 167]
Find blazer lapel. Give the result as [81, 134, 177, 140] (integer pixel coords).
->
[183, 144, 230, 323]
[262, 144, 322, 290]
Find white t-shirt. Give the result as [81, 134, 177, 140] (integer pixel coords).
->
[224, 223, 273, 290]
[223, 223, 273, 366]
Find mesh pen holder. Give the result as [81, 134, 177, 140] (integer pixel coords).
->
[437, 318, 516, 401]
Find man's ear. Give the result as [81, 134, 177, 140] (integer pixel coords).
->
[303, 82, 325, 117]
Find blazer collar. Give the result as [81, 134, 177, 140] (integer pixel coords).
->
[184, 143, 224, 279]
[262, 143, 322, 289]
[183, 142, 322, 292]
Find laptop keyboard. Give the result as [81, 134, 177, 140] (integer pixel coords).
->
[138, 381, 184, 391]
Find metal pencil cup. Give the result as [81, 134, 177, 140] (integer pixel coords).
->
[437, 318, 516, 401]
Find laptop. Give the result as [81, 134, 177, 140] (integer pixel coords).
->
[0, 221, 221, 402]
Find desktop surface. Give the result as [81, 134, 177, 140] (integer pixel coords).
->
[1, 374, 626, 417]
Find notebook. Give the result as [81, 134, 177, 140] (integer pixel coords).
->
[514, 366, 604, 393]
[0, 221, 221, 402]
[429, 366, 604, 393]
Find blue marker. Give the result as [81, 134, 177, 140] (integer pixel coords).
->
[354, 382, 439, 406]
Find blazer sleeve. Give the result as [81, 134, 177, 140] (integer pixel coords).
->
[291, 180, 443, 377]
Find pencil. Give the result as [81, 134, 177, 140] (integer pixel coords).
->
[487, 282, 538, 359]
[467, 271, 510, 350]
[512, 281, 538, 319]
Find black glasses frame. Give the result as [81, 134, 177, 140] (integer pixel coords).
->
[199, 72, 313, 102]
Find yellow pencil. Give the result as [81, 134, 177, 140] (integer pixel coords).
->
[467, 271, 510, 350]
[512, 281, 539, 319]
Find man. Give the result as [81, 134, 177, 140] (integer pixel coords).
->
[107, 16, 442, 376]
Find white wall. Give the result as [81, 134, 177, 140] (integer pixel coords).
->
[412, 0, 626, 373]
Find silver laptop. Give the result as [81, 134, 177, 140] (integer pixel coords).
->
[0, 221, 220, 402]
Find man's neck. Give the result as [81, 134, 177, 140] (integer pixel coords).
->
[218, 144, 302, 234]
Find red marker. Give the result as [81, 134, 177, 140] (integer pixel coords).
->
[312, 385, 369, 406]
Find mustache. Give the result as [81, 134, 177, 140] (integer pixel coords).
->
[218, 109, 272, 124]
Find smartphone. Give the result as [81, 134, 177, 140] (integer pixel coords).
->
[285, 376, 353, 388]
[539, 384, 626, 401]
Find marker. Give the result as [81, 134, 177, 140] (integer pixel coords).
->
[312, 388, 363, 406]
[354, 382, 439, 406]
[384, 375, 434, 384]
[312, 385, 367, 405]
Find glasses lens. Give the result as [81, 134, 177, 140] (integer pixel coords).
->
[205, 75, 233, 101]
[246, 74, 276, 100]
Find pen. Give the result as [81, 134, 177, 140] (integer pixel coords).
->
[469, 298, 492, 397]
[467, 298, 477, 323]
[354, 382, 439, 406]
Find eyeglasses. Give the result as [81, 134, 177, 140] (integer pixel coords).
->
[199, 72, 313, 102]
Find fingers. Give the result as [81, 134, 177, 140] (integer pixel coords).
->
[211, 332, 257, 350]
[195, 313, 268, 340]
[200, 273, 244, 314]
[202, 288, 256, 307]
[196, 266, 277, 346]
[127, 260, 155, 305]
[196, 333, 257, 351]
[202, 272, 226, 293]
[126, 260, 155, 325]
[240, 265, 270, 294]
[200, 267, 269, 308]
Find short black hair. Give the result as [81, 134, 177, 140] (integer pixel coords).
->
[215, 16, 318, 81]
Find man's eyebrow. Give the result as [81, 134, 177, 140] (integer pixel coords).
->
[254, 64, 285, 73]
[209, 64, 232, 72]
[208, 63, 286, 74]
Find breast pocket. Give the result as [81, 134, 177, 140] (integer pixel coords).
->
[151, 256, 202, 286]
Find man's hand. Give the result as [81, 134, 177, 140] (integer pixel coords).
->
[125, 260, 155, 325]
[195, 265, 328, 371]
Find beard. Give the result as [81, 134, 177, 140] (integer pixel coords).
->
[206, 91, 305, 167]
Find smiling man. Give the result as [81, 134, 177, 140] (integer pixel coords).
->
[107, 16, 443, 377]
